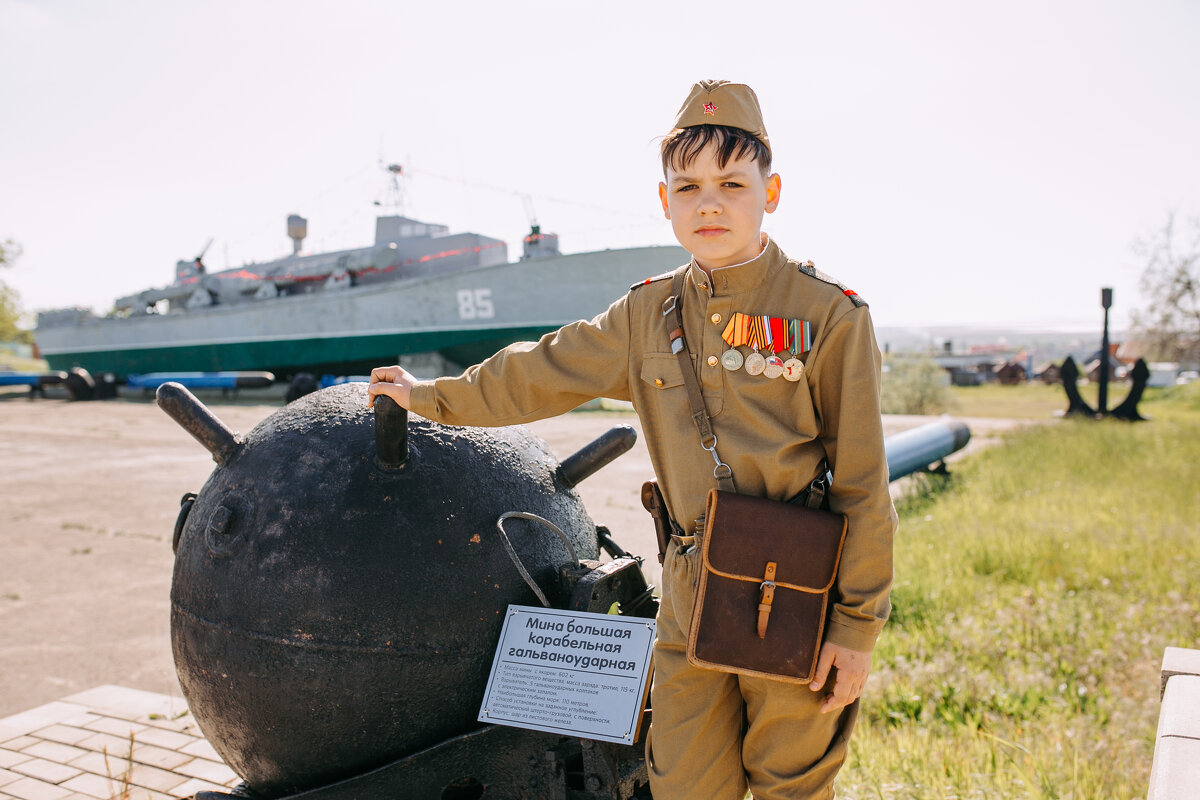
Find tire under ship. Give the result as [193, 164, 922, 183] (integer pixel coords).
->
[35, 211, 686, 380]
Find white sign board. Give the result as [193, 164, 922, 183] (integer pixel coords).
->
[478, 605, 656, 745]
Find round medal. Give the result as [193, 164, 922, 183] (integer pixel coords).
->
[744, 351, 766, 376]
[720, 348, 744, 371]
[763, 355, 784, 379]
[782, 358, 804, 382]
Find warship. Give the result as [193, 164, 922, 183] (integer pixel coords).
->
[35, 170, 687, 381]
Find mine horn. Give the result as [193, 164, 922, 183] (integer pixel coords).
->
[156, 381, 241, 464]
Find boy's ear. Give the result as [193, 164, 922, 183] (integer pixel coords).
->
[764, 173, 781, 214]
[658, 182, 671, 219]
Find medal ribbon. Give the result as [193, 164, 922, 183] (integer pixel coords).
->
[769, 317, 785, 353]
[747, 315, 766, 350]
[721, 313, 747, 347]
[725, 314, 813, 354]
[760, 316, 774, 353]
[789, 319, 813, 355]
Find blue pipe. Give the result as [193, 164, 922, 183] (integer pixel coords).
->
[885, 419, 971, 482]
[126, 371, 275, 390]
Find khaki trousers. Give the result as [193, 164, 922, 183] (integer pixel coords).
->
[645, 541, 858, 800]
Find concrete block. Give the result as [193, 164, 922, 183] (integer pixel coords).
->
[71, 733, 132, 759]
[1161, 647, 1200, 696]
[1148, 735, 1200, 800]
[9, 758, 80, 786]
[52, 717, 101, 732]
[120, 762, 189, 794]
[56, 772, 115, 800]
[26, 729, 89, 749]
[172, 757, 238, 785]
[171, 777, 231, 797]
[61, 753, 108, 777]
[0, 706, 92, 744]
[10, 748, 84, 774]
[177, 738, 221, 761]
[58, 688, 184, 724]
[0, 776, 73, 800]
[127, 744, 191, 771]
[1157, 676, 1200, 740]
[0, 768, 22, 788]
[77, 717, 146, 739]
[129, 727, 197, 752]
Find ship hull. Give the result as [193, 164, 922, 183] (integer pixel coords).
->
[37, 246, 687, 379]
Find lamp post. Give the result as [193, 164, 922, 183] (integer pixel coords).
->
[1099, 287, 1113, 416]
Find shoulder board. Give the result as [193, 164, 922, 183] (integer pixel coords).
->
[629, 269, 677, 291]
[796, 260, 867, 308]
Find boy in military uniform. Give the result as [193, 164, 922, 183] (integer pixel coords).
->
[368, 80, 895, 799]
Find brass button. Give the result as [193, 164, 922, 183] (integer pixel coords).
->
[654, 378, 664, 387]
[706, 355, 718, 367]
[710, 313, 722, 324]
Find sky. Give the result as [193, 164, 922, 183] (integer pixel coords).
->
[2, 0, 1198, 334]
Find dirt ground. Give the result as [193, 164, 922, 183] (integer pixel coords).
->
[0, 386, 1025, 718]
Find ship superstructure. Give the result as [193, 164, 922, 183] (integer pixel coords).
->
[36, 196, 685, 379]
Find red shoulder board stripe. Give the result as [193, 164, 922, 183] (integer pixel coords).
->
[629, 269, 679, 291]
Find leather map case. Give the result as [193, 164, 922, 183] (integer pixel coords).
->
[686, 489, 847, 684]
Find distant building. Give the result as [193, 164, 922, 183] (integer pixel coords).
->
[996, 361, 1028, 385]
[1084, 343, 1127, 383]
[1035, 363, 1062, 384]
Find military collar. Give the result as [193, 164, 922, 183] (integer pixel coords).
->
[687, 234, 782, 297]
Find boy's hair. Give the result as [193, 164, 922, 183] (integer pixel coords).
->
[660, 124, 772, 177]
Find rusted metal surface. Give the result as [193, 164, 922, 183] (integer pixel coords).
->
[163, 383, 634, 798]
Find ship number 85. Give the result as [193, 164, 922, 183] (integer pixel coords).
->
[457, 289, 494, 320]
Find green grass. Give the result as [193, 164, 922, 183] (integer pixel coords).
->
[945, 380, 1190, 421]
[836, 382, 1200, 799]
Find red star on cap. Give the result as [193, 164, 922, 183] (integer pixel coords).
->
[703, 102, 717, 116]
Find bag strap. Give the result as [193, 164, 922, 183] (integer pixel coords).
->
[664, 270, 736, 492]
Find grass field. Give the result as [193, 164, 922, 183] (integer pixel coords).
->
[946, 381, 1121, 421]
[836, 381, 1200, 799]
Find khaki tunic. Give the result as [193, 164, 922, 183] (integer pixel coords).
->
[410, 236, 895, 652]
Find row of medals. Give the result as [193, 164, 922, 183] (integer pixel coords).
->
[720, 346, 805, 381]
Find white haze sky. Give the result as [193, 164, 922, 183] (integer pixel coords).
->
[2, 0, 1198, 333]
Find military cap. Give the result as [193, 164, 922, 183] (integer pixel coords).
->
[670, 80, 770, 151]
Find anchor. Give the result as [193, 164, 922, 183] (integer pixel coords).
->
[1058, 287, 1150, 421]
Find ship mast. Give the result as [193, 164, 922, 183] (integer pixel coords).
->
[376, 163, 407, 216]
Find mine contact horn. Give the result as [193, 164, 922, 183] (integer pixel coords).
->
[557, 424, 637, 487]
[373, 394, 408, 469]
[156, 381, 241, 464]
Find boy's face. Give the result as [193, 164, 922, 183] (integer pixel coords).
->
[658, 143, 780, 272]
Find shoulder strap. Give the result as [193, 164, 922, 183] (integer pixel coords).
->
[630, 269, 676, 291]
[796, 260, 867, 308]
[664, 271, 736, 492]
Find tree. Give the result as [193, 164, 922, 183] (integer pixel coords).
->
[881, 356, 956, 415]
[0, 238, 20, 267]
[1130, 213, 1200, 365]
[0, 238, 33, 345]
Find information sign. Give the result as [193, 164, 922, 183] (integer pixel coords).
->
[478, 605, 656, 745]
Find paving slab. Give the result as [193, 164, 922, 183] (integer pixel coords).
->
[0, 687, 240, 800]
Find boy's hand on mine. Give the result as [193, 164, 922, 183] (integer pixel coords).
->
[367, 365, 417, 409]
[810, 641, 871, 714]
